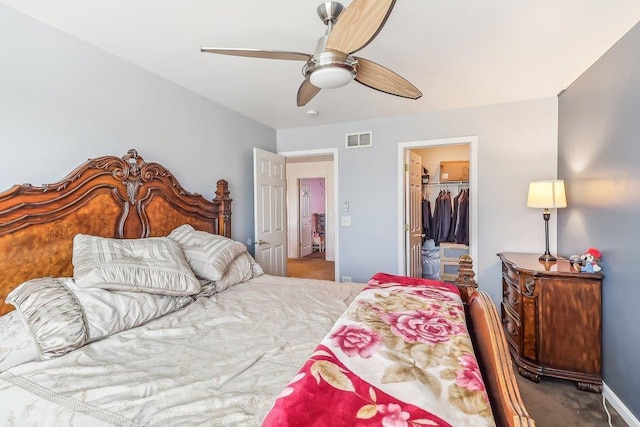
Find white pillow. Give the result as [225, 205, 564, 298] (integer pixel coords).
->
[248, 252, 265, 277]
[215, 253, 254, 292]
[72, 234, 201, 296]
[7, 278, 88, 359]
[7, 277, 193, 360]
[168, 224, 247, 281]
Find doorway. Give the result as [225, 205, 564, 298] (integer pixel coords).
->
[297, 177, 326, 259]
[281, 149, 339, 281]
[397, 136, 478, 278]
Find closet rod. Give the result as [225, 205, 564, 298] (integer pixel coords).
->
[423, 181, 469, 187]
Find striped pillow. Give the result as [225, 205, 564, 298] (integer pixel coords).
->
[72, 234, 201, 296]
[168, 224, 247, 281]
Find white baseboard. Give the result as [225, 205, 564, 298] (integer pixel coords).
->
[603, 382, 640, 427]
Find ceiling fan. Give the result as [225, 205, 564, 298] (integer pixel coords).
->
[201, 0, 422, 107]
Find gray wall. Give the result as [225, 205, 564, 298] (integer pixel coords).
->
[278, 97, 559, 304]
[0, 5, 276, 246]
[558, 22, 640, 418]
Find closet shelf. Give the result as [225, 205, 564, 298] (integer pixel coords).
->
[439, 243, 469, 250]
[439, 243, 469, 282]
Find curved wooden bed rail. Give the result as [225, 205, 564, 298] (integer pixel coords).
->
[456, 255, 535, 427]
[0, 149, 232, 315]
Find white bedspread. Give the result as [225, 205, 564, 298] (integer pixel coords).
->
[0, 275, 365, 426]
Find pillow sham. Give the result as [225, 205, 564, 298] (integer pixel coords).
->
[6, 278, 88, 360]
[168, 224, 247, 281]
[188, 253, 263, 295]
[248, 252, 265, 278]
[215, 253, 254, 292]
[73, 234, 201, 296]
[6, 277, 194, 360]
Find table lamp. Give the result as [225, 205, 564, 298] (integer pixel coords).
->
[527, 180, 567, 261]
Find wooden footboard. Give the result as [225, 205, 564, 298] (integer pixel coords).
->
[456, 255, 535, 426]
[468, 291, 535, 426]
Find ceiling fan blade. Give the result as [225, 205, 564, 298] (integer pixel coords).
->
[297, 80, 321, 107]
[201, 48, 311, 61]
[354, 57, 422, 99]
[325, 0, 395, 54]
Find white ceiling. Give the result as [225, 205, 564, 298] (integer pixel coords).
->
[3, 1, 640, 129]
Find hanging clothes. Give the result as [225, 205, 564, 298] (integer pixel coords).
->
[422, 197, 432, 242]
[454, 189, 469, 245]
[427, 186, 469, 246]
[446, 189, 462, 243]
[431, 190, 452, 246]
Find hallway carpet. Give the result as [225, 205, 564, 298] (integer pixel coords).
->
[282, 260, 628, 426]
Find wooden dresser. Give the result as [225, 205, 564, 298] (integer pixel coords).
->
[498, 252, 603, 392]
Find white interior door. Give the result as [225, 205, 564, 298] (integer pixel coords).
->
[299, 181, 313, 257]
[253, 148, 287, 276]
[406, 150, 423, 277]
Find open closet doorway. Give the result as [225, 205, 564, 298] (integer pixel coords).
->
[282, 150, 338, 281]
[397, 136, 478, 281]
[298, 177, 326, 259]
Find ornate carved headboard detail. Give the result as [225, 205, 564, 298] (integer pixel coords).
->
[0, 149, 232, 315]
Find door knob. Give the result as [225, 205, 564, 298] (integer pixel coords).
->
[247, 239, 268, 245]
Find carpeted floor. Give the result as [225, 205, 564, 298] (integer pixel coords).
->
[516, 373, 626, 426]
[285, 256, 628, 426]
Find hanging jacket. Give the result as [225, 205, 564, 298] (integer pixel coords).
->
[433, 191, 452, 246]
[455, 189, 470, 245]
[447, 190, 462, 243]
[422, 198, 432, 241]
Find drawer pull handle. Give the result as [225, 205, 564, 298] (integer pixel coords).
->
[524, 278, 536, 297]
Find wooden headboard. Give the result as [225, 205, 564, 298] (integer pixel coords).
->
[0, 149, 232, 315]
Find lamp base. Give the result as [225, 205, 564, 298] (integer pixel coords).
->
[538, 210, 556, 262]
[539, 253, 557, 262]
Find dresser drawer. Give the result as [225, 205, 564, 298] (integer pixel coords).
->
[501, 302, 521, 349]
[502, 264, 519, 288]
[502, 281, 521, 316]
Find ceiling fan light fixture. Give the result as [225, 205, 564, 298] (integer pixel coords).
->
[310, 67, 354, 89]
[303, 51, 358, 90]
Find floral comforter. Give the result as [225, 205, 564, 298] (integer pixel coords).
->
[262, 273, 495, 427]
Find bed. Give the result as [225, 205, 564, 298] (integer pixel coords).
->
[0, 150, 534, 426]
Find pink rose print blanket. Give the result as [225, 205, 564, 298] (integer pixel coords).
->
[262, 273, 495, 427]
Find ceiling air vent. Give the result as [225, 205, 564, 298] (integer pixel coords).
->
[345, 131, 372, 149]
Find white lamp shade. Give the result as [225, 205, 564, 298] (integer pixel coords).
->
[309, 67, 354, 89]
[527, 180, 567, 209]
